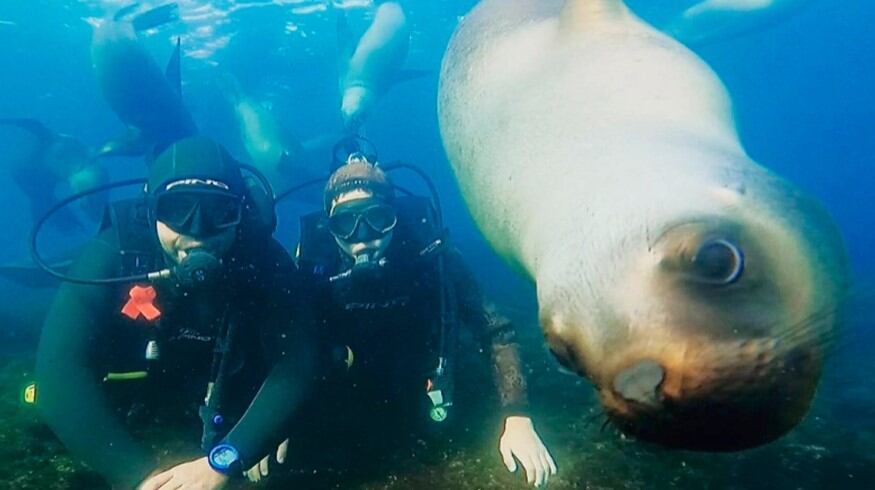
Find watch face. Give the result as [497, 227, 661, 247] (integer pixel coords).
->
[210, 444, 239, 470]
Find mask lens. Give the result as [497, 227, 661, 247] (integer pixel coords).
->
[363, 204, 397, 233]
[155, 193, 200, 229]
[200, 194, 243, 229]
[328, 211, 362, 240]
[155, 192, 241, 234]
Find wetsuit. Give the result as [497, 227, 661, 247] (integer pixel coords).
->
[296, 197, 529, 430]
[35, 200, 316, 489]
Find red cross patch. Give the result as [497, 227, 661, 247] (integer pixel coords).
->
[121, 285, 161, 321]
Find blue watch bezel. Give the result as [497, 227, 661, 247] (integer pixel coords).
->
[208, 444, 241, 474]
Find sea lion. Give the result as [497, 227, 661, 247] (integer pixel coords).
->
[338, 2, 425, 132]
[222, 74, 330, 197]
[0, 118, 107, 229]
[91, 3, 197, 157]
[438, 0, 848, 450]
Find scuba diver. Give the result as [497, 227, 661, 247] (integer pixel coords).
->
[34, 136, 317, 490]
[276, 151, 557, 487]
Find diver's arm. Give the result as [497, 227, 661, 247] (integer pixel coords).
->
[445, 250, 557, 486]
[445, 249, 530, 414]
[35, 231, 156, 489]
[221, 315, 317, 469]
[221, 248, 318, 469]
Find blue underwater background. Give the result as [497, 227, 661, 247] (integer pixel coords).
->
[0, 1, 872, 489]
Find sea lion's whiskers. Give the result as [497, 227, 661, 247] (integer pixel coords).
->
[600, 417, 613, 434]
[771, 304, 843, 352]
[583, 409, 607, 428]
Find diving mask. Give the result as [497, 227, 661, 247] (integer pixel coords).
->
[328, 202, 397, 241]
[154, 190, 242, 236]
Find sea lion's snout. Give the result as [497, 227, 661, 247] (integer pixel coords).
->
[611, 360, 665, 408]
[598, 340, 824, 451]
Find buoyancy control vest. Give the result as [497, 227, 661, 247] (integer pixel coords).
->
[296, 195, 458, 422]
[96, 176, 278, 444]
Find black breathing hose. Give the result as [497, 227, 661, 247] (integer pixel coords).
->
[28, 177, 167, 285]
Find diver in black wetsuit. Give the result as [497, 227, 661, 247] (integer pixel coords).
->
[35, 136, 316, 490]
[279, 154, 557, 487]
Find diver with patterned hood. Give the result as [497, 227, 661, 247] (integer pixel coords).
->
[35, 136, 317, 489]
[275, 152, 557, 486]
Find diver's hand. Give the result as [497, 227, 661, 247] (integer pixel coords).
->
[245, 438, 289, 483]
[498, 416, 558, 487]
[138, 457, 228, 490]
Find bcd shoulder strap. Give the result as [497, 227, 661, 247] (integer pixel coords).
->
[99, 198, 160, 275]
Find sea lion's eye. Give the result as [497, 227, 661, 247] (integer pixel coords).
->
[691, 239, 744, 285]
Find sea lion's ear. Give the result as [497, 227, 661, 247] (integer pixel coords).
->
[559, 0, 630, 32]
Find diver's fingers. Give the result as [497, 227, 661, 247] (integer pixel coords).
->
[155, 475, 182, 490]
[277, 438, 289, 464]
[533, 455, 546, 487]
[537, 452, 554, 486]
[139, 471, 172, 490]
[521, 454, 537, 486]
[500, 444, 517, 472]
[259, 456, 269, 477]
[532, 455, 544, 487]
[545, 449, 558, 475]
[533, 456, 547, 487]
[245, 461, 262, 483]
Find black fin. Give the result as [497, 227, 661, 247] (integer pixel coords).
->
[0, 118, 55, 145]
[166, 38, 182, 97]
[131, 2, 178, 32]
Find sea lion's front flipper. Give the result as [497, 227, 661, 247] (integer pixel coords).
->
[0, 118, 55, 146]
[97, 127, 146, 158]
[130, 3, 179, 32]
[165, 38, 182, 97]
[665, 0, 815, 46]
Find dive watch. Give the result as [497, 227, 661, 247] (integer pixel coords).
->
[208, 443, 242, 476]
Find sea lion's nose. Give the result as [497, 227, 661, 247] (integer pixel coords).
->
[612, 360, 665, 408]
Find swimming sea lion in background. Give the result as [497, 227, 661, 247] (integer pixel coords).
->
[666, 0, 817, 45]
[91, 3, 198, 157]
[337, 2, 426, 132]
[438, 0, 848, 451]
[221, 74, 340, 202]
[223, 75, 306, 182]
[0, 118, 107, 230]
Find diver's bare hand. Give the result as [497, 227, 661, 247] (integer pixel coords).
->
[246, 438, 288, 483]
[498, 416, 558, 487]
[138, 457, 228, 490]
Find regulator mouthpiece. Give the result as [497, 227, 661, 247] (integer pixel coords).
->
[174, 249, 222, 289]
